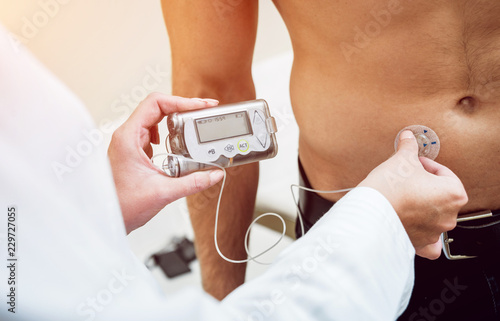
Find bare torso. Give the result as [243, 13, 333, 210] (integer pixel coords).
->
[273, 0, 500, 213]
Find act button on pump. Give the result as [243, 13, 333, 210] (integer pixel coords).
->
[238, 140, 250, 152]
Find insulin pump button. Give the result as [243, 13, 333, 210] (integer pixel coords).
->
[257, 133, 267, 148]
[238, 140, 249, 152]
[394, 125, 440, 160]
[252, 111, 268, 148]
[253, 111, 265, 126]
[224, 144, 235, 153]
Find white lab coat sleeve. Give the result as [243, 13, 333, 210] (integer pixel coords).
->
[112, 188, 415, 321]
[0, 24, 414, 321]
[222, 187, 415, 321]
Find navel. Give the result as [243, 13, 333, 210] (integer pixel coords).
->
[456, 96, 478, 113]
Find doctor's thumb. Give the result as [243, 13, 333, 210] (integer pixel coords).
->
[163, 170, 225, 201]
[396, 130, 419, 155]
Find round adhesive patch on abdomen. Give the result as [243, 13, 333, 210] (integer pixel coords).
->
[394, 125, 440, 160]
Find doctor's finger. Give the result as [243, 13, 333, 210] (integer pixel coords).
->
[419, 157, 459, 179]
[129, 93, 218, 129]
[392, 130, 422, 169]
[396, 130, 419, 155]
[160, 170, 225, 201]
[415, 239, 442, 260]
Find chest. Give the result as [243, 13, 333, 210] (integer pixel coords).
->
[344, 0, 500, 100]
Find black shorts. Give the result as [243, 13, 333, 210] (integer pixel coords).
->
[295, 159, 336, 238]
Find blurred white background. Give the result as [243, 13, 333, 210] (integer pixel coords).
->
[0, 0, 299, 293]
[0, 0, 292, 122]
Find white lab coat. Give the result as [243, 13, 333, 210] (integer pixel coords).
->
[0, 25, 415, 321]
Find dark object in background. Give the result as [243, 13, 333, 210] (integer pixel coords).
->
[147, 237, 196, 278]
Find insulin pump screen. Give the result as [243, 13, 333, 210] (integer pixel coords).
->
[195, 111, 252, 143]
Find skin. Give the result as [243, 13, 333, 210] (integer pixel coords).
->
[162, 0, 500, 299]
[108, 94, 224, 233]
[359, 131, 468, 259]
[162, 0, 259, 298]
[108, 93, 467, 281]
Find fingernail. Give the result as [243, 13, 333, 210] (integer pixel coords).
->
[203, 98, 219, 104]
[400, 130, 415, 140]
[192, 98, 219, 106]
[209, 170, 224, 184]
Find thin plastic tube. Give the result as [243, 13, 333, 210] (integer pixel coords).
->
[152, 154, 354, 265]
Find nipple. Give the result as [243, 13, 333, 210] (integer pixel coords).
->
[394, 125, 440, 160]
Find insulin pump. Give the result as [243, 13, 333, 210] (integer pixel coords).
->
[164, 99, 278, 177]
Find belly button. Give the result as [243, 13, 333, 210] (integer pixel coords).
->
[457, 96, 477, 113]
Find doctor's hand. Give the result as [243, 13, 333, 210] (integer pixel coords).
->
[108, 93, 224, 233]
[358, 130, 468, 260]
